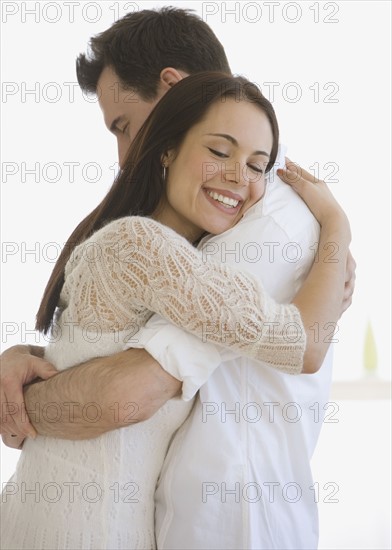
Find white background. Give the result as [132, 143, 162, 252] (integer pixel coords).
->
[1, 1, 391, 548]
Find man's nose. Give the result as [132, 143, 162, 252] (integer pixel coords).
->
[118, 138, 131, 169]
[118, 147, 126, 169]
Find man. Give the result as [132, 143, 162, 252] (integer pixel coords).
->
[1, 7, 355, 549]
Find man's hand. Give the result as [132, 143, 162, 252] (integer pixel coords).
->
[0, 345, 57, 441]
[2, 432, 26, 450]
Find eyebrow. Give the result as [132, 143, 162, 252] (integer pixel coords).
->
[205, 133, 270, 158]
[110, 115, 127, 133]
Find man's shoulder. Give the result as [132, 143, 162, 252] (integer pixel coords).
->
[252, 175, 320, 243]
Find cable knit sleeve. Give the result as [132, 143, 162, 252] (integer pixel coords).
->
[66, 216, 306, 374]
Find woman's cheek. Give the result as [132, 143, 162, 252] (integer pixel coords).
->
[251, 176, 266, 202]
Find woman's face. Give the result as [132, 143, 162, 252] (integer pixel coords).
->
[156, 98, 274, 242]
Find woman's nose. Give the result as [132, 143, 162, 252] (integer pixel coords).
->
[222, 159, 248, 186]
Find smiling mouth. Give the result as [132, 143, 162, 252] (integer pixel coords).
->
[206, 190, 240, 208]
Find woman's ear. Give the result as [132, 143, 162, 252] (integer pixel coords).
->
[161, 149, 176, 167]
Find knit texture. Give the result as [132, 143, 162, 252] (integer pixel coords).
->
[63, 216, 306, 372]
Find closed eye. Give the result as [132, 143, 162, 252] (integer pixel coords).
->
[208, 147, 265, 174]
[248, 163, 264, 174]
[208, 147, 228, 158]
[121, 122, 130, 135]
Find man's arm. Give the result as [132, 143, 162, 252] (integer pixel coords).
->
[1, 346, 180, 446]
[25, 349, 181, 438]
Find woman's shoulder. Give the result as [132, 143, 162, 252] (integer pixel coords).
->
[65, 216, 187, 277]
[79, 216, 186, 260]
[94, 216, 183, 245]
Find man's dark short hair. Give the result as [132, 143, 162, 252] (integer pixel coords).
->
[76, 7, 231, 100]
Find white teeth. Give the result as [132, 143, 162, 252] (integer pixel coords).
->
[207, 190, 239, 208]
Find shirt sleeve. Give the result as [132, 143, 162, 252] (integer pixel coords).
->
[127, 315, 227, 401]
[88, 216, 306, 377]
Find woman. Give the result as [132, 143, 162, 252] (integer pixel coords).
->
[0, 73, 350, 549]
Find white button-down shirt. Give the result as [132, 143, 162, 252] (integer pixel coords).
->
[130, 148, 333, 549]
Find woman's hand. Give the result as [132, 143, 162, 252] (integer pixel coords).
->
[341, 249, 356, 315]
[278, 159, 350, 232]
[282, 159, 354, 371]
[278, 158, 355, 319]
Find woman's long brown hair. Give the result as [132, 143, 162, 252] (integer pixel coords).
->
[36, 72, 279, 334]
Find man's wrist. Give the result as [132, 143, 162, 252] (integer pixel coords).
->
[28, 345, 45, 358]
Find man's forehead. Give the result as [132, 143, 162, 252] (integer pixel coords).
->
[97, 65, 123, 92]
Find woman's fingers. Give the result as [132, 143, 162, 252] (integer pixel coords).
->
[277, 164, 320, 204]
[285, 158, 320, 184]
[277, 159, 348, 229]
[340, 250, 356, 315]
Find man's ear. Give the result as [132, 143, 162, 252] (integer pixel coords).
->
[159, 67, 188, 90]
